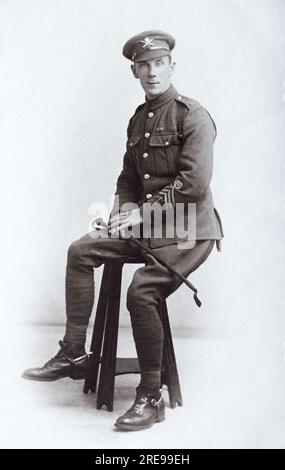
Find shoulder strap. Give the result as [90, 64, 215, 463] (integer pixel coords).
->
[176, 96, 217, 140]
[176, 95, 200, 140]
[177, 107, 189, 139]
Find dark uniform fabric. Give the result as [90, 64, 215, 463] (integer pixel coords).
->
[64, 230, 214, 379]
[63, 82, 223, 390]
[111, 84, 224, 248]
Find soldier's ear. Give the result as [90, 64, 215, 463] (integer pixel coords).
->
[169, 61, 176, 76]
[131, 64, 139, 79]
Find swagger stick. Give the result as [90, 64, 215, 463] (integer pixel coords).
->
[126, 236, 201, 307]
[92, 217, 202, 307]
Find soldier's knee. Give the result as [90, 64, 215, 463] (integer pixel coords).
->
[67, 241, 83, 268]
[127, 283, 142, 311]
[127, 281, 155, 312]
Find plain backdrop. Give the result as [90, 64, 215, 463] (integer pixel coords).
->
[0, 0, 285, 448]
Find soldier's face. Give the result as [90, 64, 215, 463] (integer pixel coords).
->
[131, 56, 175, 99]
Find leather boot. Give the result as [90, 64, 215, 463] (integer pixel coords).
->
[115, 386, 165, 431]
[22, 340, 91, 381]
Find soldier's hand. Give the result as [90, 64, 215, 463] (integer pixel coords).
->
[109, 209, 142, 237]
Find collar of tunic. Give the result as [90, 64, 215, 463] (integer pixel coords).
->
[145, 83, 177, 110]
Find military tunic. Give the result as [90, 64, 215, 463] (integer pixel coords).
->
[112, 84, 224, 248]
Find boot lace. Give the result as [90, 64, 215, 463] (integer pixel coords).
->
[127, 396, 148, 416]
[43, 341, 75, 368]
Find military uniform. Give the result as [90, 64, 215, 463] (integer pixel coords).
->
[22, 30, 223, 432]
[112, 83, 223, 248]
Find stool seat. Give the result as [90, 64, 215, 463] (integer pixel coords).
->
[83, 259, 183, 411]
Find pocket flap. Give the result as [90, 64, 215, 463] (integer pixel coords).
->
[150, 134, 179, 147]
[127, 135, 141, 147]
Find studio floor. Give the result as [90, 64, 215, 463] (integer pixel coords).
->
[1, 324, 285, 449]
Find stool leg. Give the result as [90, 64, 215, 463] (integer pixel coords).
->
[83, 264, 110, 394]
[158, 301, 183, 408]
[96, 262, 123, 411]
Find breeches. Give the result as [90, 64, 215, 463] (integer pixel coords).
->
[64, 229, 214, 373]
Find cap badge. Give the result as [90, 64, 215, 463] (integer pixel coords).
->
[140, 37, 155, 49]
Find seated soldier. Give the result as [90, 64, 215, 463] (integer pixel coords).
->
[22, 30, 223, 432]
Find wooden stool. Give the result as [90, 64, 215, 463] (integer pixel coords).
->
[83, 259, 183, 411]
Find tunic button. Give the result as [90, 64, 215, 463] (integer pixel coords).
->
[146, 193, 152, 199]
[144, 174, 150, 180]
[148, 112, 154, 118]
[144, 132, 150, 138]
[130, 142, 133, 147]
[143, 152, 148, 158]
[165, 141, 169, 146]
[178, 95, 182, 100]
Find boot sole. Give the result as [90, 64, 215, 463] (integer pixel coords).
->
[21, 373, 87, 382]
[21, 374, 67, 382]
[115, 415, 165, 431]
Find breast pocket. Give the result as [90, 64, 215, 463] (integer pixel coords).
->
[127, 135, 141, 152]
[149, 133, 180, 176]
